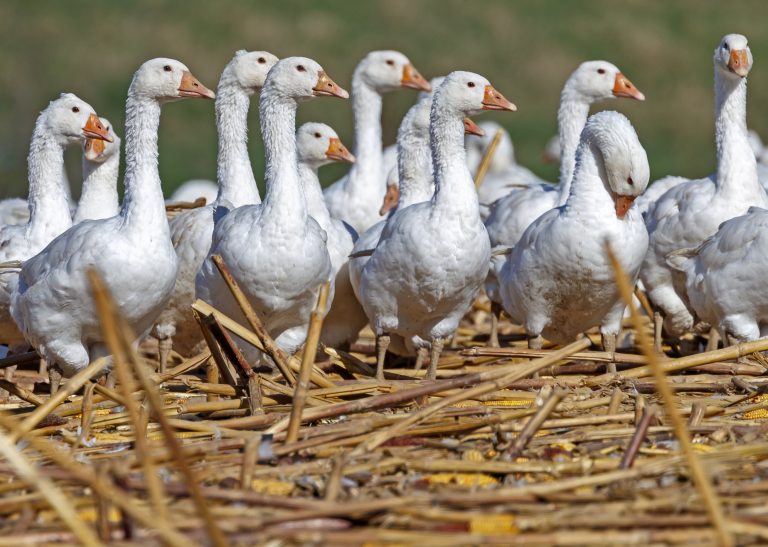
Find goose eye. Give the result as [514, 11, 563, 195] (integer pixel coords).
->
[597, 68, 606, 75]
[314, 132, 321, 138]
[257, 57, 266, 64]
[163, 65, 172, 72]
[385, 59, 395, 66]
[627, 176, 634, 186]
[105, 126, 110, 131]
[723, 43, 730, 51]
[467, 82, 476, 88]
[296, 65, 306, 72]
[71, 106, 80, 113]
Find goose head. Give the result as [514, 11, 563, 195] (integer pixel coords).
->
[566, 61, 645, 102]
[43, 93, 112, 146]
[264, 57, 348, 102]
[357, 50, 431, 93]
[84, 117, 120, 162]
[221, 50, 279, 94]
[130, 58, 215, 102]
[297, 122, 355, 169]
[584, 110, 649, 219]
[434, 71, 516, 117]
[715, 34, 752, 79]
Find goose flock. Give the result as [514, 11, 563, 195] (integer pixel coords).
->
[3, 33, 768, 390]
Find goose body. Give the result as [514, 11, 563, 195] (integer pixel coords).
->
[323, 51, 430, 234]
[498, 111, 649, 348]
[196, 58, 347, 360]
[152, 51, 277, 360]
[484, 61, 644, 318]
[11, 58, 215, 376]
[0, 94, 111, 347]
[295, 122, 366, 348]
[668, 206, 768, 342]
[641, 34, 768, 336]
[359, 72, 516, 379]
[169, 179, 219, 204]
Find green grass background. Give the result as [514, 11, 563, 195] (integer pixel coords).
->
[1, 0, 766, 199]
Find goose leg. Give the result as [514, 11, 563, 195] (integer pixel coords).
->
[413, 347, 428, 373]
[653, 312, 663, 354]
[489, 302, 502, 348]
[426, 339, 444, 381]
[705, 327, 721, 352]
[157, 337, 172, 374]
[528, 334, 543, 350]
[0, 365, 15, 400]
[375, 333, 390, 381]
[602, 333, 617, 374]
[49, 365, 62, 396]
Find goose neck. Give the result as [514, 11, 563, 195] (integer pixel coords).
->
[298, 161, 332, 230]
[430, 108, 478, 210]
[349, 76, 383, 189]
[397, 126, 433, 207]
[714, 72, 760, 197]
[556, 93, 591, 205]
[25, 130, 72, 240]
[259, 90, 305, 222]
[74, 149, 120, 223]
[119, 95, 167, 229]
[562, 140, 614, 217]
[215, 84, 260, 207]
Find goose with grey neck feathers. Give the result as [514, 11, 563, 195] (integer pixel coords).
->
[358, 72, 516, 380]
[151, 50, 278, 369]
[497, 111, 649, 353]
[0, 94, 112, 348]
[323, 50, 431, 234]
[641, 34, 768, 340]
[10, 58, 214, 378]
[196, 57, 348, 363]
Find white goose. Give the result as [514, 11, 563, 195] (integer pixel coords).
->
[483, 61, 644, 346]
[0, 118, 120, 227]
[73, 118, 120, 223]
[641, 34, 768, 338]
[0, 94, 111, 348]
[668, 206, 768, 344]
[294, 122, 366, 348]
[323, 51, 430, 234]
[152, 50, 277, 366]
[497, 111, 649, 351]
[168, 179, 219, 204]
[196, 57, 348, 361]
[10, 58, 215, 377]
[359, 72, 516, 380]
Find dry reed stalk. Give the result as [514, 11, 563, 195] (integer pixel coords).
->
[0, 379, 44, 406]
[211, 254, 295, 385]
[86, 270, 227, 547]
[606, 243, 733, 547]
[75, 382, 97, 447]
[473, 129, 503, 188]
[0, 429, 103, 546]
[193, 299, 334, 388]
[620, 404, 656, 469]
[286, 282, 330, 444]
[164, 197, 207, 212]
[506, 388, 565, 458]
[0, 351, 39, 370]
[350, 338, 591, 455]
[87, 270, 169, 522]
[10, 357, 109, 441]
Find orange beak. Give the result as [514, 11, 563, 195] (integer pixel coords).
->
[401, 64, 431, 92]
[463, 117, 485, 136]
[178, 70, 216, 99]
[325, 137, 355, 163]
[614, 194, 636, 219]
[84, 137, 106, 161]
[379, 184, 400, 216]
[612, 72, 645, 101]
[728, 49, 750, 77]
[82, 113, 113, 142]
[313, 71, 349, 99]
[482, 85, 516, 112]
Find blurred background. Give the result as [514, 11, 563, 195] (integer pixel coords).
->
[1, 0, 767, 198]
